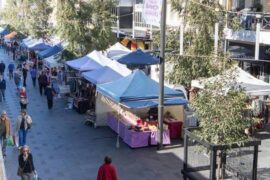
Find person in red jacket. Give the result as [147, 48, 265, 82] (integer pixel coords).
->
[97, 156, 118, 180]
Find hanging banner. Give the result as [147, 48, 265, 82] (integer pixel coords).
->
[142, 0, 162, 27]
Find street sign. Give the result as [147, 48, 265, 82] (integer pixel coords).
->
[142, 0, 162, 27]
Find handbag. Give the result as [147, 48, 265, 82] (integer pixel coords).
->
[33, 171, 41, 180]
[17, 167, 23, 176]
[6, 135, 14, 146]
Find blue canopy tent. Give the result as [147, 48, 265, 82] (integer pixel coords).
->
[29, 43, 51, 51]
[97, 70, 187, 108]
[117, 49, 160, 65]
[38, 45, 63, 59]
[0, 27, 9, 36]
[82, 66, 123, 85]
[65, 55, 103, 72]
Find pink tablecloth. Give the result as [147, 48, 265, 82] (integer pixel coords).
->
[149, 129, 171, 145]
[107, 113, 171, 148]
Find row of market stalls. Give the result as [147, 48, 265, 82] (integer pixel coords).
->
[1, 26, 189, 148]
[64, 43, 188, 148]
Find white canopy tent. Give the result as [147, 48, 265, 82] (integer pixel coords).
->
[43, 56, 59, 68]
[191, 67, 270, 96]
[87, 50, 112, 66]
[106, 42, 131, 59]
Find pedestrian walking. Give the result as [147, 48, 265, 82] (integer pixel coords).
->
[38, 71, 48, 96]
[45, 85, 55, 109]
[14, 68, 22, 92]
[0, 76, 6, 102]
[8, 62, 15, 80]
[97, 156, 118, 180]
[30, 67, 37, 87]
[0, 61, 5, 75]
[0, 111, 11, 157]
[19, 87, 28, 110]
[22, 64, 28, 87]
[18, 145, 36, 180]
[15, 110, 32, 148]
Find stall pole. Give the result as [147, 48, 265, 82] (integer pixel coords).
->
[116, 104, 120, 148]
[158, 0, 167, 150]
[27, 50, 30, 61]
[255, 14, 261, 60]
[117, 6, 120, 39]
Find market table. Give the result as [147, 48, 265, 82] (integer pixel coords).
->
[107, 113, 171, 148]
[164, 119, 183, 139]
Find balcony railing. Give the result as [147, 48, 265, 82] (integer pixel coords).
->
[228, 12, 270, 31]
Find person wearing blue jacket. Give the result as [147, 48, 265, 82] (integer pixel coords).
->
[0, 76, 6, 101]
[30, 67, 37, 87]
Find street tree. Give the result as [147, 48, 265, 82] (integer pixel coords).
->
[0, 0, 32, 34]
[27, 0, 52, 38]
[56, 0, 116, 57]
[153, 0, 229, 88]
[191, 68, 254, 145]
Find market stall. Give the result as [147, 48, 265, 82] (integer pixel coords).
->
[65, 50, 113, 113]
[191, 66, 270, 126]
[65, 53, 103, 72]
[96, 70, 188, 148]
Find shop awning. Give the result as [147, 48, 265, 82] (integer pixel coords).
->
[117, 49, 160, 65]
[38, 44, 63, 59]
[97, 70, 185, 103]
[4, 31, 17, 39]
[82, 66, 123, 85]
[65, 54, 103, 72]
[106, 42, 131, 59]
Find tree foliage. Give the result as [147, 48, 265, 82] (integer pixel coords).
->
[153, 0, 231, 87]
[1, 0, 31, 34]
[191, 68, 254, 145]
[27, 0, 52, 38]
[56, 0, 116, 56]
[1, 0, 51, 37]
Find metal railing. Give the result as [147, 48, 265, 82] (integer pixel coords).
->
[228, 12, 270, 31]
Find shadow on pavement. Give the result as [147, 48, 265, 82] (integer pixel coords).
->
[257, 168, 270, 180]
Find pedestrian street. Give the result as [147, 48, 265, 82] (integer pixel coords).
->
[0, 49, 184, 180]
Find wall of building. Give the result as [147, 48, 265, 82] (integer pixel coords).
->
[262, 0, 270, 12]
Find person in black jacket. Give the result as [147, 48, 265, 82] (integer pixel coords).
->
[0, 76, 6, 101]
[22, 64, 28, 87]
[38, 71, 48, 96]
[45, 85, 55, 109]
[18, 145, 35, 180]
[0, 61, 5, 75]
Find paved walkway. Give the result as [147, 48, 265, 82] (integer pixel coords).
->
[1, 48, 270, 180]
[1, 49, 184, 180]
